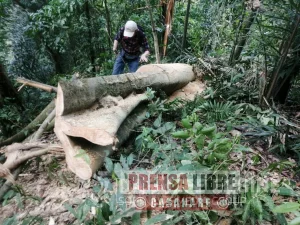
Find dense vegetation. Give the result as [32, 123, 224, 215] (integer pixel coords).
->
[0, 0, 300, 224]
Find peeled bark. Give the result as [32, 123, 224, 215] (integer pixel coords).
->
[55, 64, 195, 179]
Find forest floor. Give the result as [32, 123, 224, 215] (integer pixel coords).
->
[0, 133, 97, 224]
[0, 82, 300, 224]
[0, 130, 299, 224]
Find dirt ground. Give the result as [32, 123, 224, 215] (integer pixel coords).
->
[0, 132, 99, 224]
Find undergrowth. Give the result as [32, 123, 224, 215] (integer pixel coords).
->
[2, 88, 300, 225]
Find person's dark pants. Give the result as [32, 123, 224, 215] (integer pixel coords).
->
[112, 54, 140, 75]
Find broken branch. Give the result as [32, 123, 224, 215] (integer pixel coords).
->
[16, 77, 57, 93]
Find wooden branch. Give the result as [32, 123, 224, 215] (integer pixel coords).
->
[32, 108, 56, 142]
[16, 77, 57, 93]
[0, 100, 55, 147]
[0, 143, 62, 181]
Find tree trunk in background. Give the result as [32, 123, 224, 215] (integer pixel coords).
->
[228, 9, 257, 65]
[273, 50, 300, 103]
[265, 14, 300, 102]
[104, 0, 112, 43]
[85, 0, 96, 72]
[146, 0, 161, 63]
[162, 0, 175, 56]
[0, 64, 19, 107]
[182, 0, 191, 50]
[46, 46, 64, 74]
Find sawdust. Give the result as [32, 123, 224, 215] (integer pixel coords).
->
[168, 80, 206, 102]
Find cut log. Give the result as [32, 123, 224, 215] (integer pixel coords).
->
[55, 63, 195, 180]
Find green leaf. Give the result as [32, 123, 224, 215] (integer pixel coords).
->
[96, 209, 106, 225]
[276, 213, 288, 225]
[273, 202, 300, 213]
[242, 201, 251, 222]
[144, 213, 174, 225]
[74, 149, 90, 165]
[289, 217, 300, 225]
[127, 153, 134, 166]
[278, 187, 298, 197]
[105, 157, 114, 173]
[114, 162, 124, 179]
[172, 130, 190, 139]
[64, 203, 77, 217]
[261, 195, 275, 210]
[102, 202, 112, 221]
[195, 136, 205, 149]
[132, 212, 141, 225]
[181, 118, 192, 129]
[120, 155, 128, 170]
[2, 216, 17, 225]
[200, 126, 216, 136]
[178, 163, 209, 172]
[155, 122, 175, 134]
[154, 113, 162, 128]
[213, 152, 228, 160]
[162, 215, 184, 225]
[251, 198, 263, 220]
[110, 208, 136, 224]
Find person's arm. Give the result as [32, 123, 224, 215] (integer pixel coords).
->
[113, 40, 118, 54]
[139, 31, 150, 62]
[113, 27, 123, 54]
[140, 50, 150, 62]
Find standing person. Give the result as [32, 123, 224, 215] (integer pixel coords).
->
[112, 20, 150, 75]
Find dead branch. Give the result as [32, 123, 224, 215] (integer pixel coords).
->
[3, 143, 62, 170]
[0, 142, 63, 201]
[32, 108, 56, 142]
[16, 77, 57, 93]
[0, 100, 55, 147]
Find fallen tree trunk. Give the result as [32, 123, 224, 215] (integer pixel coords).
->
[55, 64, 195, 179]
[0, 100, 55, 147]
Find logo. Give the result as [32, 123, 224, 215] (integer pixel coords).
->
[117, 170, 245, 211]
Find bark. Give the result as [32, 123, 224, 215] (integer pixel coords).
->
[182, 0, 191, 50]
[265, 14, 300, 101]
[0, 100, 55, 147]
[0, 143, 62, 201]
[146, 0, 161, 63]
[229, 9, 257, 65]
[16, 77, 57, 93]
[103, 0, 112, 43]
[85, 0, 96, 72]
[0, 64, 20, 104]
[55, 64, 195, 179]
[45, 46, 64, 74]
[163, 0, 175, 56]
[32, 108, 56, 141]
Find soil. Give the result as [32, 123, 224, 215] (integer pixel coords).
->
[0, 133, 97, 224]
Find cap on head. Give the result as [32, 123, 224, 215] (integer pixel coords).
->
[124, 20, 138, 37]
